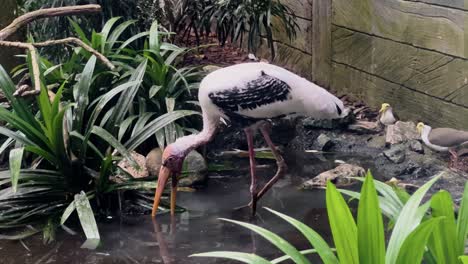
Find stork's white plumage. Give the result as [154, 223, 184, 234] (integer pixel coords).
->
[152, 62, 348, 217]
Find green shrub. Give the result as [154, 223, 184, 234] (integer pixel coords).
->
[192, 172, 468, 263]
[0, 18, 203, 244]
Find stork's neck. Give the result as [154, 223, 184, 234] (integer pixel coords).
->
[171, 111, 219, 156]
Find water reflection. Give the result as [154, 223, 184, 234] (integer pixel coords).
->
[0, 153, 375, 263]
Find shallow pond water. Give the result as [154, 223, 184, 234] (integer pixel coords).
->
[0, 152, 379, 264]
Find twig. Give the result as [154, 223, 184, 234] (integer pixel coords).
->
[33, 38, 115, 70]
[0, 5, 115, 96]
[0, 5, 101, 41]
[0, 40, 41, 96]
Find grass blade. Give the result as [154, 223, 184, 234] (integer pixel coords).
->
[74, 191, 100, 249]
[457, 182, 468, 255]
[91, 126, 138, 169]
[60, 200, 76, 225]
[357, 173, 385, 264]
[220, 218, 310, 264]
[326, 181, 359, 264]
[265, 207, 338, 264]
[105, 60, 147, 135]
[396, 217, 443, 264]
[9, 147, 24, 193]
[271, 249, 320, 264]
[385, 175, 440, 264]
[124, 110, 199, 151]
[73, 56, 96, 133]
[428, 191, 458, 264]
[190, 252, 271, 264]
[460, 256, 468, 264]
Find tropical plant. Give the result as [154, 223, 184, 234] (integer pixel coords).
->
[0, 54, 197, 245]
[172, 0, 214, 45]
[340, 175, 468, 264]
[192, 172, 468, 263]
[14, 18, 203, 148]
[201, 0, 299, 59]
[16, 0, 159, 57]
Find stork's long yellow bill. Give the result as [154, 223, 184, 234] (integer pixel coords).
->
[151, 166, 177, 217]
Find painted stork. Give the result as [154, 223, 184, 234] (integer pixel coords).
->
[151, 62, 348, 217]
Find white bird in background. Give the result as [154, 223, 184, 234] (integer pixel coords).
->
[417, 122, 468, 161]
[152, 62, 348, 217]
[378, 103, 398, 125]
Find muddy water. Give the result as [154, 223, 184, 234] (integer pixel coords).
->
[0, 153, 378, 264]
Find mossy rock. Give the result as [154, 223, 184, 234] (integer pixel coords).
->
[146, 148, 208, 187]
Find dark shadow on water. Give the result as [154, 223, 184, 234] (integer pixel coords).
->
[0, 152, 378, 263]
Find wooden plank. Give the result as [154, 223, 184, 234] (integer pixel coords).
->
[405, 0, 468, 11]
[331, 62, 468, 129]
[258, 42, 313, 79]
[332, 26, 468, 106]
[333, 0, 468, 58]
[311, 0, 332, 88]
[272, 16, 312, 55]
[282, 0, 312, 20]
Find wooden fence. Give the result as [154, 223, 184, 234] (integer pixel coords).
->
[267, 0, 468, 129]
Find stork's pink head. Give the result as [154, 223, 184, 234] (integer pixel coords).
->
[161, 145, 186, 174]
[151, 145, 187, 217]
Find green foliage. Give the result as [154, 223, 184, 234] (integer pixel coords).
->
[16, 0, 156, 58]
[207, 0, 298, 59]
[340, 175, 468, 264]
[173, 0, 298, 59]
[0, 18, 202, 243]
[192, 172, 468, 264]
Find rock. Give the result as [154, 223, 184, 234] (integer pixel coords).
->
[383, 145, 406, 164]
[367, 135, 386, 149]
[301, 164, 366, 189]
[302, 110, 355, 129]
[146, 148, 163, 177]
[408, 140, 424, 154]
[118, 151, 149, 179]
[385, 121, 419, 145]
[347, 120, 381, 134]
[178, 150, 208, 187]
[315, 134, 334, 151]
[145, 148, 208, 187]
[202, 65, 222, 73]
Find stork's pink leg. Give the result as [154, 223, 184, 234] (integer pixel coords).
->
[256, 123, 287, 201]
[244, 127, 258, 215]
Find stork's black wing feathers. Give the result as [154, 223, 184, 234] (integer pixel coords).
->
[208, 71, 292, 113]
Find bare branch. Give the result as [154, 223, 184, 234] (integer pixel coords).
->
[0, 5, 116, 97]
[0, 41, 41, 96]
[33, 38, 115, 70]
[0, 5, 101, 41]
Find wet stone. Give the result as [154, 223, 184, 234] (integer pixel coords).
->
[146, 148, 163, 177]
[178, 150, 208, 187]
[408, 140, 424, 154]
[315, 134, 334, 151]
[347, 120, 381, 134]
[145, 148, 208, 187]
[385, 121, 419, 145]
[301, 163, 366, 189]
[383, 145, 406, 164]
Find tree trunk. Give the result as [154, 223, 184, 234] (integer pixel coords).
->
[0, 0, 21, 73]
